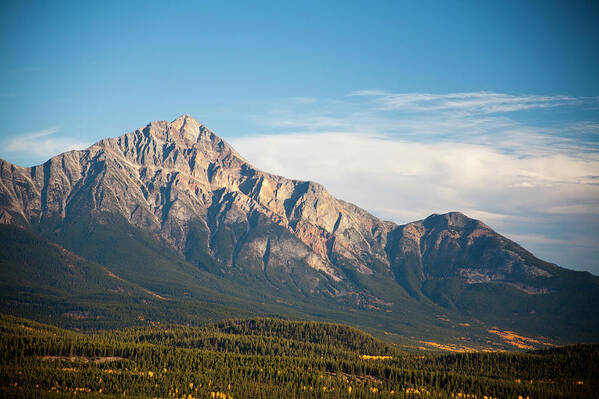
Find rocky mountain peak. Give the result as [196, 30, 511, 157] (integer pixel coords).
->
[166, 114, 208, 144]
[107, 115, 227, 153]
[89, 115, 245, 178]
[422, 211, 487, 230]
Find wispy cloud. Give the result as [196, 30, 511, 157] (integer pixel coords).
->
[1, 128, 90, 164]
[350, 90, 599, 115]
[3, 128, 59, 151]
[247, 92, 599, 158]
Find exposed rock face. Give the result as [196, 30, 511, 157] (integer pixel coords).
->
[0, 116, 563, 300]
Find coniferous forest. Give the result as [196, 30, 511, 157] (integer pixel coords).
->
[0, 313, 596, 399]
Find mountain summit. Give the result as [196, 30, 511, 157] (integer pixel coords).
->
[1, 116, 597, 347]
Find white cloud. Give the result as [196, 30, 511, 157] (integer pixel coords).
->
[232, 132, 599, 221]
[350, 90, 598, 116]
[1, 128, 91, 163]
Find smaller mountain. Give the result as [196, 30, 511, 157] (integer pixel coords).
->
[387, 212, 599, 340]
[389, 212, 559, 297]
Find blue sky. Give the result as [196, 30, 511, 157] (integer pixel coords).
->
[1, 1, 598, 274]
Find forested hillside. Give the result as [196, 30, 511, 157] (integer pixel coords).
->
[1, 313, 596, 398]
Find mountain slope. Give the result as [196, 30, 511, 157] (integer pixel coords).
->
[0, 115, 597, 345]
[0, 223, 174, 328]
[0, 224, 151, 297]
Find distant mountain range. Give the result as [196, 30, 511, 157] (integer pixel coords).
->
[1, 115, 597, 349]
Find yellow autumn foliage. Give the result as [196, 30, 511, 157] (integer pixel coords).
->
[360, 355, 393, 360]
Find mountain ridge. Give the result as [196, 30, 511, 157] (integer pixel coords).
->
[1, 115, 597, 346]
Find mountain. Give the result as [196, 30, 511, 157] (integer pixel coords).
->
[1, 115, 598, 347]
[0, 116, 390, 296]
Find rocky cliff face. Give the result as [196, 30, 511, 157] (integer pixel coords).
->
[0, 116, 573, 302]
